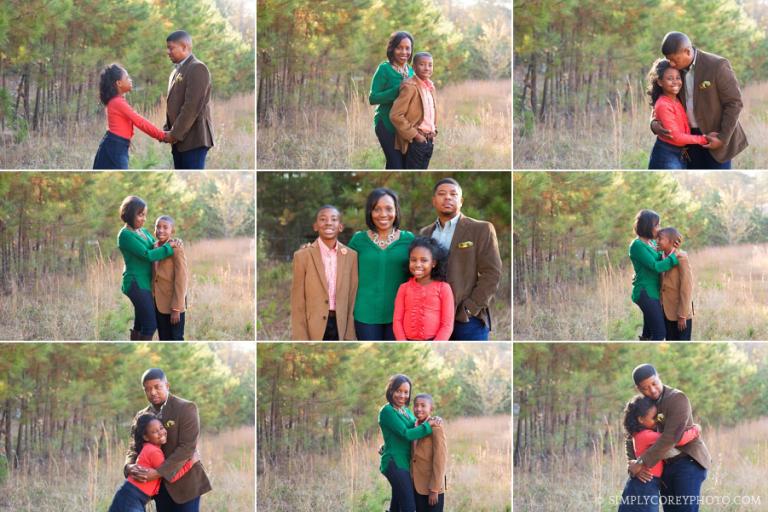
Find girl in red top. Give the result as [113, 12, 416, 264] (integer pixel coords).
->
[393, 237, 454, 340]
[647, 58, 713, 170]
[93, 64, 169, 169]
[618, 395, 700, 512]
[108, 413, 196, 512]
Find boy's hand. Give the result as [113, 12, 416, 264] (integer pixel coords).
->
[678, 317, 687, 331]
[414, 133, 427, 143]
[429, 491, 438, 506]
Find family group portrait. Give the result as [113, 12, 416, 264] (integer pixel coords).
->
[257, 0, 511, 169]
[0, 0, 254, 169]
[257, 342, 511, 511]
[514, 342, 768, 511]
[0, 172, 254, 341]
[514, 171, 768, 341]
[514, 1, 768, 169]
[257, 172, 511, 341]
[0, 343, 255, 511]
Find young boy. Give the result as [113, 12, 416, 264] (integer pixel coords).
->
[657, 227, 693, 340]
[291, 205, 358, 340]
[153, 215, 188, 341]
[412, 393, 447, 512]
[390, 52, 437, 169]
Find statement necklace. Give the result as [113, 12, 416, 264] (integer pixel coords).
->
[391, 62, 409, 79]
[371, 229, 396, 248]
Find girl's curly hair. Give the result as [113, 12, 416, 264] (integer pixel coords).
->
[646, 58, 678, 106]
[132, 413, 161, 455]
[407, 237, 448, 281]
[99, 64, 125, 105]
[623, 394, 656, 438]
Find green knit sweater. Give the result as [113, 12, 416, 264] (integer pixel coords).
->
[117, 227, 174, 293]
[629, 238, 679, 302]
[378, 403, 432, 473]
[369, 61, 414, 134]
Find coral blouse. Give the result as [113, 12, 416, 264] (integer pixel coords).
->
[127, 443, 194, 497]
[393, 278, 455, 341]
[106, 95, 165, 141]
[654, 95, 708, 147]
[633, 424, 700, 478]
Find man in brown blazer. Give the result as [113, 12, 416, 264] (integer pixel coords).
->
[420, 178, 502, 340]
[657, 227, 693, 340]
[652, 31, 748, 168]
[153, 215, 188, 341]
[125, 368, 212, 511]
[291, 205, 358, 340]
[165, 31, 214, 170]
[412, 393, 447, 511]
[627, 364, 710, 511]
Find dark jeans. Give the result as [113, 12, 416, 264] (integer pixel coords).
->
[665, 318, 692, 341]
[648, 139, 688, 169]
[155, 482, 201, 512]
[688, 128, 731, 169]
[384, 459, 416, 512]
[450, 316, 489, 341]
[355, 320, 395, 341]
[617, 476, 661, 512]
[172, 146, 209, 169]
[405, 139, 434, 169]
[660, 457, 707, 512]
[94, 131, 130, 169]
[125, 280, 157, 337]
[634, 289, 666, 340]
[415, 491, 445, 512]
[375, 120, 405, 169]
[156, 307, 186, 341]
[322, 313, 339, 341]
[108, 480, 150, 512]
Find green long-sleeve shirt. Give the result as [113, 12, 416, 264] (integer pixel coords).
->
[378, 403, 432, 473]
[369, 61, 414, 134]
[117, 226, 174, 293]
[629, 238, 679, 302]
[348, 230, 414, 324]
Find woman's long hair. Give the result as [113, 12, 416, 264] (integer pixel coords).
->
[99, 64, 125, 105]
[646, 58, 675, 106]
[623, 394, 656, 438]
[132, 413, 160, 455]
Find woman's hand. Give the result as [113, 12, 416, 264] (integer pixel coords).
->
[676, 250, 687, 259]
[414, 133, 427, 143]
[427, 416, 443, 427]
[169, 238, 183, 249]
[429, 491, 439, 506]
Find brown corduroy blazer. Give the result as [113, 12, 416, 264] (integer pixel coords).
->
[153, 245, 188, 314]
[419, 215, 502, 330]
[124, 394, 212, 504]
[389, 77, 437, 155]
[661, 256, 693, 322]
[165, 54, 214, 153]
[290, 240, 358, 340]
[411, 423, 447, 496]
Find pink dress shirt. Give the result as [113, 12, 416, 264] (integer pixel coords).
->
[393, 278, 454, 340]
[317, 238, 338, 311]
[415, 78, 436, 135]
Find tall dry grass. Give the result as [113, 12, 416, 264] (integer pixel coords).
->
[0, 426, 255, 511]
[257, 79, 511, 169]
[257, 415, 511, 512]
[514, 243, 768, 340]
[0, 237, 254, 340]
[514, 418, 768, 511]
[514, 81, 768, 169]
[0, 93, 255, 169]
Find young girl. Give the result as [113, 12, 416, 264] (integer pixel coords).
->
[108, 413, 196, 512]
[93, 64, 169, 169]
[393, 237, 454, 341]
[153, 215, 188, 341]
[412, 393, 447, 512]
[618, 395, 700, 512]
[656, 227, 694, 340]
[647, 58, 711, 169]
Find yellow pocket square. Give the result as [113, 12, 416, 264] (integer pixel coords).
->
[458, 241, 473, 249]
[699, 80, 712, 90]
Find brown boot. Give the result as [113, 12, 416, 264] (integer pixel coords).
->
[130, 329, 140, 340]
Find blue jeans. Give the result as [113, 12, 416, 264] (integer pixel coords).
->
[634, 289, 666, 340]
[450, 316, 489, 341]
[618, 476, 661, 512]
[354, 320, 395, 341]
[660, 457, 707, 512]
[125, 280, 157, 337]
[688, 129, 731, 169]
[415, 491, 444, 512]
[648, 139, 688, 169]
[405, 139, 434, 169]
[665, 318, 692, 341]
[172, 146, 209, 169]
[383, 459, 416, 512]
[156, 308, 186, 341]
[375, 120, 405, 169]
[108, 481, 150, 512]
[155, 482, 201, 512]
[93, 131, 130, 169]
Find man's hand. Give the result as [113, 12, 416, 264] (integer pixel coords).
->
[628, 460, 653, 483]
[651, 120, 672, 138]
[171, 311, 181, 325]
[127, 464, 150, 482]
[191, 449, 201, 465]
[429, 491, 438, 506]
[163, 131, 177, 144]
[143, 468, 161, 481]
[678, 317, 687, 331]
[703, 132, 723, 150]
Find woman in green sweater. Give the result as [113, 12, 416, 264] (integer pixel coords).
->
[379, 374, 441, 512]
[629, 209, 685, 340]
[369, 31, 415, 169]
[349, 188, 414, 340]
[117, 196, 180, 340]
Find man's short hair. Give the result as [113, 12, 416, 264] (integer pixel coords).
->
[414, 393, 434, 407]
[413, 52, 432, 66]
[661, 32, 691, 56]
[315, 204, 340, 220]
[155, 215, 175, 227]
[167, 30, 192, 45]
[433, 178, 462, 195]
[141, 368, 167, 384]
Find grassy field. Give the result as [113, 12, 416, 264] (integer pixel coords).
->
[514, 82, 768, 169]
[0, 93, 255, 169]
[514, 417, 768, 511]
[257, 259, 511, 341]
[257, 79, 511, 169]
[514, 243, 768, 341]
[257, 415, 511, 511]
[0, 238, 254, 341]
[0, 426, 254, 512]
